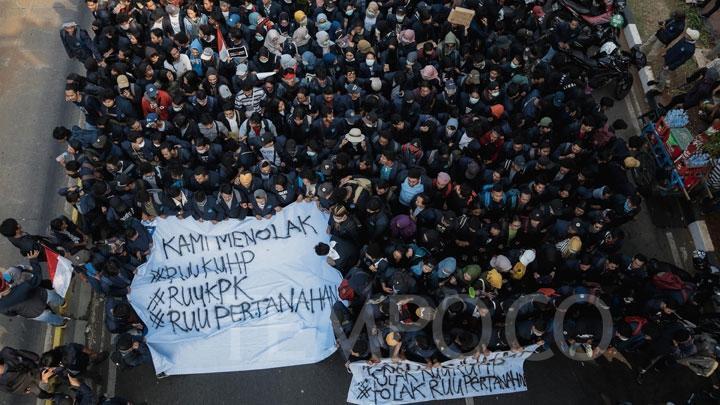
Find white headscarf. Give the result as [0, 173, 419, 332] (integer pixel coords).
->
[264, 29, 286, 56]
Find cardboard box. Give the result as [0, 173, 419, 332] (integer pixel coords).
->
[448, 7, 476, 27]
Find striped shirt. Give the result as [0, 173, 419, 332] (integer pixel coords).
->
[234, 87, 266, 115]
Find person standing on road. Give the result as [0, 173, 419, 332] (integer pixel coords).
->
[0, 218, 61, 261]
[655, 28, 699, 92]
[0, 250, 69, 328]
[59, 22, 100, 63]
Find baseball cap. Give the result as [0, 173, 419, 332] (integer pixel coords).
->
[92, 135, 108, 149]
[62, 21, 78, 29]
[538, 117, 553, 127]
[201, 47, 214, 61]
[144, 84, 158, 99]
[345, 109, 361, 125]
[320, 160, 333, 176]
[467, 70, 481, 85]
[254, 189, 267, 200]
[260, 133, 273, 145]
[146, 112, 159, 123]
[318, 182, 334, 199]
[346, 83, 360, 94]
[116, 75, 130, 89]
[218, 84, 232, 99]
[227, 14, 240, 27]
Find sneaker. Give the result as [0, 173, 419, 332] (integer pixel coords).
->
[583, 343, 593, 358]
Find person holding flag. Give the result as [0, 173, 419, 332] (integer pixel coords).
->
[0, 250, 69, 328]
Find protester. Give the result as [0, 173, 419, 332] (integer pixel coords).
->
[0, 0, 708, 400]
[654, 28, 700, 91]
[0, 250, 69, 328]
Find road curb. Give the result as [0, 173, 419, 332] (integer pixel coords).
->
[620, 10, 717, 258]
[622, 12, 657, 95]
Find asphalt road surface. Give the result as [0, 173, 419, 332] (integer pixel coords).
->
[0, 2, 710, 404]
[0, 1, 83, 404]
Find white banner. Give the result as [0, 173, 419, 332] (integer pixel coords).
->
[52, 255, 74, 298]
[128, 202, 343, 375]
[347, 346, 537, 405]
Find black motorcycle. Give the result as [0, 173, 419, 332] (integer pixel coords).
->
[555, 42, 641, 99]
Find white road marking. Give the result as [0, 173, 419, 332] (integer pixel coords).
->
[665, 232, 683, 267]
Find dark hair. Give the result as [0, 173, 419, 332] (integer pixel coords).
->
[0, 218, 19, 237]
[52, 126, 71, 141]
[672, 329, 691, 343]
[113, 302, 132, 318]
[50, 217, 66, 232]
[117, 333, 134, 351]
[314, 243, 330, 256]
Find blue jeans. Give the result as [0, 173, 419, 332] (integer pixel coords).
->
[31, 290, 65, 326]
[542, 47, 557, 64]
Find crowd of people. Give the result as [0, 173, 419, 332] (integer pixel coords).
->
[0, 0, 718, 402]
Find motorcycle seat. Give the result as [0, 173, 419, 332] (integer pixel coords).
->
[566, 49, 597, 67]
[562, 0, 592, 15]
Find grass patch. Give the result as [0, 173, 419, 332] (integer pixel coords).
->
[628, 0, 714, 48]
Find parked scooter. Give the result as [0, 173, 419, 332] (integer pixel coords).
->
[554, 40, 642, 99]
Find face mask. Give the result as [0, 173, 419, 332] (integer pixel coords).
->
[366, 58, 375, 66]
[510, 62, 519, 69]
[396, 15, 405, 22]
[346, 57, 354, 63]
[474, 61, 486, 69]
[490, 90, 500, 98]
[446, 128, 456, 136]
[346, 9, 354, 16]
[446, 89, 456, 96]
[469, 97, 480, 104]
[307, 150, 317, 156]
[255, 34, 264, 41]
[367, 12, 376, 18]
[259, 57, 269, 63]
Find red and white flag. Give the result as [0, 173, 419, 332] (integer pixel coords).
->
[217, 27, 230, 62]
[44, 246, 73, 297]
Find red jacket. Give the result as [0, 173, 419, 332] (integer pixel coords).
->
[140, 90, 172, 121]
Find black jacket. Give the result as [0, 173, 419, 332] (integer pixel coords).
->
[0, 260, 47, 319]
